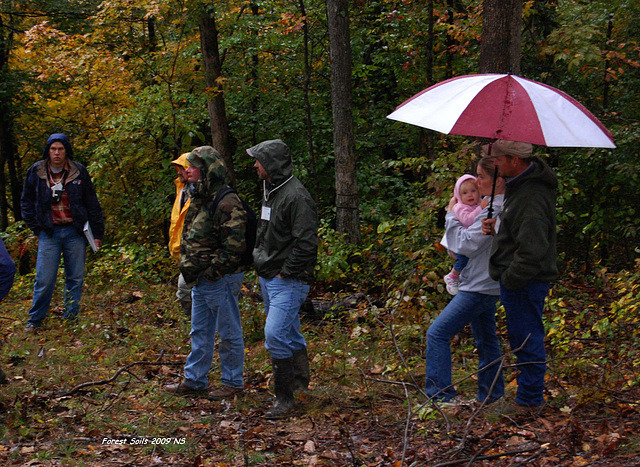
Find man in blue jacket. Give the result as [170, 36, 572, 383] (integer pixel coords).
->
[247, 139, 318, 419]
[20, 133, 104, 331]
[1, 235, 16, 383]
[0, 236, 15, 303]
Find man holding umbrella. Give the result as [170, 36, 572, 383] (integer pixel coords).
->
[481, 139, 558, 414]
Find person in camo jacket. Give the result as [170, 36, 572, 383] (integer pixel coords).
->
[164, 146, 248, 401]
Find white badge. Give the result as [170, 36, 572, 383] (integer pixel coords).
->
[261, 206, 271, 221]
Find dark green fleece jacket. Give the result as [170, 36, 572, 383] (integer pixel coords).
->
[248, 139, 318, 283]
[489, 156, 558, 290]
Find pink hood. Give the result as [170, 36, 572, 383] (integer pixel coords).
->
[454, 174, 477, 203]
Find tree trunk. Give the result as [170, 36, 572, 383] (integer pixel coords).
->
[421, 0, 435, 159]
[298, 0, 319, 205]
[478, 0, 523, 74]
[0, 109, 20, 229]
[0, 14, 21, 229]
[199, 5, 236, 186]
[326, 0, 360, 244]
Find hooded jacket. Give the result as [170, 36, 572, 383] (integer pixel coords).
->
[247, 139, 317, 283]
[444, 195, 504, 295]
[452, 174, 482, 228]
[168, 153, 192, 260]
[20, 134, 104, 240]
[179, 146, 247, 286]
[489, 156, 558, 290]
[0, 236, 15, 302]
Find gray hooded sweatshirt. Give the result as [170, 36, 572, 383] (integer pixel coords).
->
[444, 195, 504, 295]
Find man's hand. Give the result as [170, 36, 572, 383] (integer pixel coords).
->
[95, 239, 102, 250]
[482, 218, 496, 236]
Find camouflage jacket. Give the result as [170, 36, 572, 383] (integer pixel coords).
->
[179, 147, 247, 286]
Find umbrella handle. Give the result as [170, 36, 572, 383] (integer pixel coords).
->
[487, 166, 498, 220]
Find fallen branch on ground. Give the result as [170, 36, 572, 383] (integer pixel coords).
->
[58, 360, 183, 397]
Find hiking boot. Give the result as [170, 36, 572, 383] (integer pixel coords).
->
[266, 357, 295, 420]
[443, 273, 460, 295]
[292, 348, 310, 392]
[163, 380, 207, 396]
[209, 385, 243, 401]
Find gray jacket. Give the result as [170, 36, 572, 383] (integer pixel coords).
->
[443, 195, 504, 295]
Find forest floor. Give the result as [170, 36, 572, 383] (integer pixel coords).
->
[0, 271, 639, 466]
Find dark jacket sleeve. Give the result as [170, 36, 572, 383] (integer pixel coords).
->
[20, 166, 40, 234]
[80, 166, 105, 240]
[280, 194, 318, 279]
[0, 237, 16, 302]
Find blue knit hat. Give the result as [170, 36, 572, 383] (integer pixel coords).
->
[42, 133, 73, 160]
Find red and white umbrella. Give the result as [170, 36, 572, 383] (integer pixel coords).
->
[387, 73, 615, 148]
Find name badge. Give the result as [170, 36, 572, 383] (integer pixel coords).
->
[261, 206, 271, 221]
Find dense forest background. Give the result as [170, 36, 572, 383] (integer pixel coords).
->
[0, 0, 638, 277]
[1, 1, 640, 465]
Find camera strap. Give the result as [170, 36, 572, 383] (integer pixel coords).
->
[48, 165, 68, 189]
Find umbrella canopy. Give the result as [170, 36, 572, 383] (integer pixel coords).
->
[387, 73, 615, 148]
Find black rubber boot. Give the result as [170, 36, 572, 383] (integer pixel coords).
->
[292, 348, 310, 392]
[265, 357, 295, 420]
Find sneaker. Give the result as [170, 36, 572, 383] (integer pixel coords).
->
[443, 273, 460, 295]
[25, 324, 40, 333]
[208, 385, 243, 401]
[439, 395, 475, 409]
[163, 381, 207, 396]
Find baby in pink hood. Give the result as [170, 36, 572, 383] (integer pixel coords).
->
[443, 174, 485, 295]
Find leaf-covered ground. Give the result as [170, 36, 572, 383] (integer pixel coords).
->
[0, 269, 639, 466]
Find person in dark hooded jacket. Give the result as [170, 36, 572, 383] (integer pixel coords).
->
[0, 236, 15, 303]
[247, 139, 318, 419]
[0, 236, 15, 383]
[163, 146, 248, 400]
[20, 133, 104, 331]
[482, 139, 558, 415]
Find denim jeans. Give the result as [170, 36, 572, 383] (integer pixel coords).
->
[426, 291, 504, 403]
[260, 276, 310, 360]
[453, 253, 469, 272]
[28, 225, 87, 327]
[501, 281, 550, 407]
[184, 273, 245, 390]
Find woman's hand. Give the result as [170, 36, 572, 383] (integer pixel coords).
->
[446, 196, 456, 212]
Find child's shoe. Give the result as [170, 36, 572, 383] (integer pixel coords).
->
[443, 273, 460, 295]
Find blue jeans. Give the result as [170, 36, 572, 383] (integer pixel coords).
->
[184, 273, 245, 389]
[426, 291, 504, 403]
[453, 254, 469, 272]
[260, 276, 310, 360]
[501, 281, 550, 407]
[28, 225, 87, 326]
